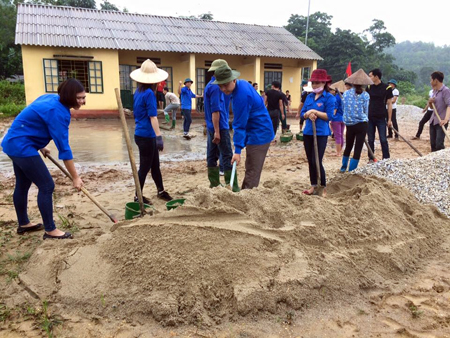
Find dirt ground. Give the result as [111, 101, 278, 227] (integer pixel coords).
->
[1, 113, 450, 338]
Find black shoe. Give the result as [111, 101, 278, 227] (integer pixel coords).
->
[17, 223, 44, 235]
[134, 195, 153, 205]
[387, 135, 393, 138]
[157, 190, 173, 201]
[43, 232, 72, 240]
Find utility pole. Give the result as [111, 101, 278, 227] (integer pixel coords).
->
[305, 0, 311, 46]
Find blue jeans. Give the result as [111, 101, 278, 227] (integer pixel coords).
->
[303, 135, 327, 187]
[368, 117, 390, 159]
[430, 123, 448, 152]
[182, 109, 192, 133]
[206, 129, 233, 170]
[8, 155, 56, 232]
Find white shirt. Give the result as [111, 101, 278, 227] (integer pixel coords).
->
[165, 92, 180, 105]
[392, 88, 399, 109]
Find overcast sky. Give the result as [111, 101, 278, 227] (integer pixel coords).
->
[111, 0, 449, 47]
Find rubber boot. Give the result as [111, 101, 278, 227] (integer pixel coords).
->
[208, 167, 221, 188]
[163, 114, 170, 124]
[224, 170, 241, 192]
[340, 156, 349, 173]
[348, 158, 360, 172]
[171, 120, 176, 129]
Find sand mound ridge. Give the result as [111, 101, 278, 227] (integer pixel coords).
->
[18, 170, 450, 328]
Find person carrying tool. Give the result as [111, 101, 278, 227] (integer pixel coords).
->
[340, 69, 372, 172]
[411, 89, 434, 140]
[214, 65, 274, 189]
[387, 79, 400, 139]
[163, 87, 180, 129]
[178, 78, 202, 139]
[428, 71, 450, 151]
[203, 59, 239, 191]
[130, 59, 173, 204]
[300, 69, 335, 197]
[1, 79, 86, 239]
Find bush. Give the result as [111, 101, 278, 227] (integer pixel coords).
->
[0, 103, 26, 117]
[0, 81, 25, 117]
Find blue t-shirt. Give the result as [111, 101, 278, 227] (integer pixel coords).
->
[330, 94, 344, 122]
[133, 88, 157, 138]
[343, 88, 369, 126]
[204, 77, 230, 132]
[1, 94, 73, 160]
[231, 80, 274, 154]
[300, 91, 336, 136]
[180, 86, 196, 110]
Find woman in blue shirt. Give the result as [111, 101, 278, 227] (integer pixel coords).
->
[340, 69, 372, 172]
[130, 59, 173, 203]
[1, 79, 85, 239]
[300, 69, 336, 197]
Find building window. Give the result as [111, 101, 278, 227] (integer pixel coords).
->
[160, 67, 173, 92]
[119, 64, 138, 92]
[43, 59, 59, 93]
[264, 71, 283, 90]
[43, 59, 103, 93]
[196, 68, 206, 112]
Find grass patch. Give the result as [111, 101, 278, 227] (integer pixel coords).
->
[0, 81, 25, 118]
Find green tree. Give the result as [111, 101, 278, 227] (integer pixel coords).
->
[0, 0, 22, 78]
[363, 19, 396, 52]
[57, 0, 96, 8]
[100, 0, 118, 11]
[198, 12, 213, 20]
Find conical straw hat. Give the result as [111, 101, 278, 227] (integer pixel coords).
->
[330, 80, 346, 93]
[344, 69, 373, 85]
[130, 59, 168, 84]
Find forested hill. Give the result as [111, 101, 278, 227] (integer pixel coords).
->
[387, 41, 450, 88]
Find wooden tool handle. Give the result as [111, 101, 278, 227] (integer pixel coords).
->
[431, 103, 450, 143]
[46, 154, 118, 223]
[390, 127, 423, 157]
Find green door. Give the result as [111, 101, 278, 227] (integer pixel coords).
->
[120, 90, 133, 110]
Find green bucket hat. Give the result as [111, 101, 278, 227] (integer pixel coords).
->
[208, 59, 229, 72]
[184, 78, 193, 84]
[212, 66, 240, 85]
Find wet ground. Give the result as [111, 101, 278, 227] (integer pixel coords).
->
[0, 119, 208, 171]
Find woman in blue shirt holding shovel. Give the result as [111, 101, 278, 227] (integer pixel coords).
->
[1, 79, 85, 239]
[301, 69, 336, 197]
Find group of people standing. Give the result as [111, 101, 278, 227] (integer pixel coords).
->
[2, 58, 449, 240]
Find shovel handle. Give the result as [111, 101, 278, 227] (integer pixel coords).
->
[230, 161, 237, 189]
[431, 103, 450, 143]
[45, 154, 118, 223]
[390, 126, 423, 157]
[311, 120, 321, 187]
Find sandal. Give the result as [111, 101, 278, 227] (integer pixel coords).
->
[302, 189, 314, 195]
[17, 223, 44, 235]
[43, 232, 73, 240]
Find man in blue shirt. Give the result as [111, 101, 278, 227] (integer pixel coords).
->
[178, 78, 202, 139]
[204, 59, 239, 191]
[213, 65, 274, 189]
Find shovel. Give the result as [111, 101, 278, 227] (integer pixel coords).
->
[45, 153, 118, 223]
[364, 138, 378, 162]
[311, 120, 323, 196]
[389, 126, 423, 157]
[115, 88, 147, 217]
[431, 103, 450, 143]
[230, 161, 237, 189]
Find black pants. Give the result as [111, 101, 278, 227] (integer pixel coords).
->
[430, 123, 448, 152]
[134, 135, 164, 194]
[303, 134, 327, 187]
[343, 122, 368, 160]
[269, 109, 280, 136]
[387, 108, 398, 138]
[416, 110, 433, 137]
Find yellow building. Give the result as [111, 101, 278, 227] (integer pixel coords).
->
[16, 4, 321, 117]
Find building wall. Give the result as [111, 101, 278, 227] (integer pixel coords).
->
[21, 45, 120, 110]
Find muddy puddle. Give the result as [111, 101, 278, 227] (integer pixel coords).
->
[0, 119, 207, 171]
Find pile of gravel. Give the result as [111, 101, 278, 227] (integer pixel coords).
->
[397, 105, 426, 122]
[354, 148, 450, 217]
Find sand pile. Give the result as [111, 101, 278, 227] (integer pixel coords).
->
[17, 171, 450, 328]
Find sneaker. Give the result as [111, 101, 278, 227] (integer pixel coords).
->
[183, 133, 192, 139]
[387, 135, 393, 139]
[219, 171, 224, 176]
[157, 190, 173, 201]
[134, 195, 153, 205]
[411, 136, 420, 140]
